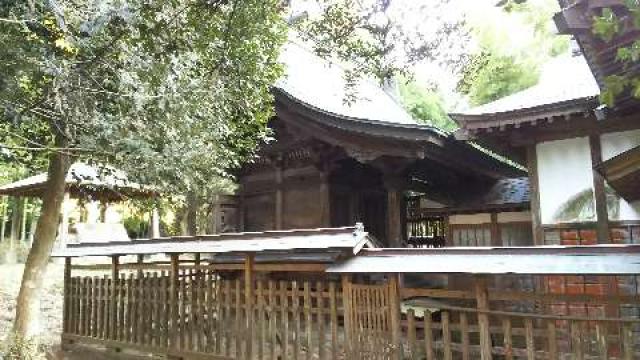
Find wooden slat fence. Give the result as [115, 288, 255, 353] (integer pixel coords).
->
[63, 265, 639, 360]
[63, 267, 346, 359]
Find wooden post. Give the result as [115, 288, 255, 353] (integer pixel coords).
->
[386, 188, 403, 247]
[62, 257, 71, 342]
[526, 145, 544, 246]
[388, 274, 403, 360]
[341, 275, 353, 357]
[110, 256, 120, 341]
[99, 201, 107, 223]
[20, 198, 28, 242]
[244, 253, 255, 358]
[137, 254, 144, 279]
[589, 135, 610, 243]
[475, 276, 493, 360]
[319, 171, 331, 227]
[0, 196, 7, 243]
[169, 254, 179, 349]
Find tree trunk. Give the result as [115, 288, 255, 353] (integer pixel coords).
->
[13, 141, 70, 338]
[186, 191, 198, 236]
[1, 195, 7, 242]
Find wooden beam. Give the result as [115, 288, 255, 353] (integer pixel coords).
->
[590, 135, 610, 244]
[526, 145, 544, 246]
[341, 275, 353, 357]
[62, 257, 71, 338]
[475, 276, 493, 360]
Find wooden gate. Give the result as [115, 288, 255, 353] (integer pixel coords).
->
[344, 278, 396, 359]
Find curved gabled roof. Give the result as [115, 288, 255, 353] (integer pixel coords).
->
[275, 41, 417, 125]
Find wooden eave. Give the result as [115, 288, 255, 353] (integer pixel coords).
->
[0, 182, 156, 202]
[555, 0, 640, 113]
[595, 144, 640, 201]
[274, 88, 525, 180]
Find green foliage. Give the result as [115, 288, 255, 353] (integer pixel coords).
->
[0, 1, 287, 195]
[457, 52, 539, 106]
[460, 0, 564, 106]
[397, 79, 456, 131]
[592, 3, 640, 105]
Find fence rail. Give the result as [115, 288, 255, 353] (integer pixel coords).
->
[62, 261, 639, 360]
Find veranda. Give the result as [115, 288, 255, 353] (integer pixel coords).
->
[54, 225, 640, 359]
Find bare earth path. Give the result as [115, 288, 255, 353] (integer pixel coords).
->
[0, 263, 65, 350]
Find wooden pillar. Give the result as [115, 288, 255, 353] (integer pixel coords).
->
[211, 195, 221, 234]
[526, 145, 544, 246]
[62, 257, 71, 339]
[341, 274, 353, 356]
[388, 273, 403, 360]
[275, 164, 284, 230]
[150, 207, 160, 238]
[169, 254, 179, 349]
[490, 212, 501, 246]
[99, 201, 107, 223]
[244, 254, 255, 358]
[589, 135, 610, 244]
[110, 255, 120, 340]
[10, 196, 22, 243]
[319, 171, 331, 227]
[386, 186, 404, 247]
[136, 254, 144, 278]
[475, 276, 493, 360]
[237, 184, 245, 232]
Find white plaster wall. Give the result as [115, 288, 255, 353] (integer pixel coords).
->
[497, 211, 531, 223]
[537, 137, 594, 224]
[449, 213, 491, 225]
[601, 129, 640, 221]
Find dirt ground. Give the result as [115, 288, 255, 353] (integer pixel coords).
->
[0, 262, 65, 354]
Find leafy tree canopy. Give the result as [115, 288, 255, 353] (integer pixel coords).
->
[397, 78, 456, 131]
[457, 0, 569, 106]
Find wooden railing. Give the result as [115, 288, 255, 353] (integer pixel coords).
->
[63, 266, 346, 359]
[62, 263, 640, 360]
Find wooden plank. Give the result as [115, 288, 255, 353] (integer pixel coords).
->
[102, 276, 109, 340]
[126, 274, 133, 343]
[169, 255, 179, 350]
[280, 280, 290, 360]
[547, 320, 557, 360]
[474, 276, 493, 360]
[524, 318, 535, 360]
[460, 312, 470, 360]
[388, 274, 402, 360]
[223, 280, 232, 356]
[92, 277, 99, 338]
[304, 281, 312, 360]
[292, 280, 300, 360]
[111, 256, 119, 341]
[269, 280, 277, 360]
[424, 312, 434, 360]
[329, 281, 338, 360]
[407, 309, 417, 359]
[502, 317, 513, 360]
[623, 323, 633, 360]
[571, 321, 584, 360]
[245, 254, 254, 359]
[63, 258, 71, 335]
[595, 322, 608, 360]
[234, 278, 241, 357]
[118, 275, 126, 342]
[316, 281, 326, 360]
[257, 279, 265, 360]
[442, 311, 452, 360]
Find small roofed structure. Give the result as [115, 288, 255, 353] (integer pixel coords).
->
[0, 162, 154, 202]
